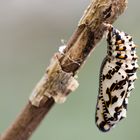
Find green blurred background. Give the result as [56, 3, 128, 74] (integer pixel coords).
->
[0, 0, 139, 140]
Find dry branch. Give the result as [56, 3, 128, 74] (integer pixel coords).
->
[0, 0, 127, 140]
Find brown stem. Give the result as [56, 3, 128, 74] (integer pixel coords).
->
[0, 0, 127, 140]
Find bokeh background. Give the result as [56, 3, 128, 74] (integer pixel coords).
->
[0, 0, 139, 140]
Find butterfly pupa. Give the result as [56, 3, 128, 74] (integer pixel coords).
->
[95, 24, 138, 132]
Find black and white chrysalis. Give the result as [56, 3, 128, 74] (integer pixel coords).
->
[95, 24, 138, 132]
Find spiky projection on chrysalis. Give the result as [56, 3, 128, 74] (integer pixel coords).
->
[95, 24, 138, 132]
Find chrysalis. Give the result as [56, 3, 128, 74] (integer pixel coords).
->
[95, 24, 138, 132]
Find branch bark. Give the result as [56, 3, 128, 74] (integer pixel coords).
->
[0, 0, 127, 140]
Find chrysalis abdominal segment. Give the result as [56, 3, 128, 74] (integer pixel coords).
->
[95, 25, 138, 132]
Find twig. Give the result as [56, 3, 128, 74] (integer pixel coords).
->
[0, 0, 127, 140]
